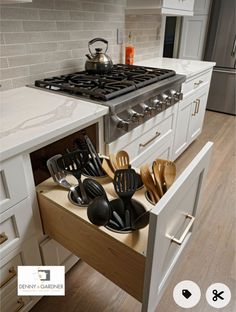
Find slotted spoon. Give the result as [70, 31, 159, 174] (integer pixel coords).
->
[57, 150, 90, 204]
[115, 150, 130, 169]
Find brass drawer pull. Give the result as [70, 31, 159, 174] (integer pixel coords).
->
[15, 298, 25, 312]
[168, 214, 195, 245]
[139, 131, 161, 148]
[192, 100, 198, 116]
[196, 99, 200, 113]
[0, 266, 17, 288]
[0, 232, 8, 245]
[194, 80, 203, 87]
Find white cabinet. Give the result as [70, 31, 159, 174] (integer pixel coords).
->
[178, 15, 208, 60]
[126, 0, 194, 16]
[188, 85, 208, 143]
[172, 69, 212, 160]
[178, 0, 211, 60]
[37, 142, 213, 312]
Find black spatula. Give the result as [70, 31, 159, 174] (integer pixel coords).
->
[113, 166, 138, 228]
[57, 150, 90, 204]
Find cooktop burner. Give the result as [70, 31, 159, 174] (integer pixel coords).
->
[35, 64, 176, 101]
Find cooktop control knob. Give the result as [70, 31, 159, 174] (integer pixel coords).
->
[151, 98, 163, 112]
[127, 108, 144, 123]
[161, 93, 173, 106]
[140, 103, 155, 116]
[112, 115, 130, 132]
[175, 91, 183, 101]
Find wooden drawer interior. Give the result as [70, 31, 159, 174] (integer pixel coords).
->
[37, 177, 152, 301]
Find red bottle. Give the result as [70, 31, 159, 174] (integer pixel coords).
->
[125, 32, 135, 65]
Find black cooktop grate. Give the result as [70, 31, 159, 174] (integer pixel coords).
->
[35, 64, 176, 101]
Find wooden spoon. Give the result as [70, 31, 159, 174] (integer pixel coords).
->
[164, 161, 176, 189]
[155, 159, 167, 192]
[152, 160, 164, 197]
[140, 164, 160, 204]
[101, 158, 114, 179]
[116, 150, 129, 169]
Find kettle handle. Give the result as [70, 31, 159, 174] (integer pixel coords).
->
[88, 38, 108, 55]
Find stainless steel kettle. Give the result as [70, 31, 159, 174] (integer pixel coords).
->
[85, 38, 113, 74]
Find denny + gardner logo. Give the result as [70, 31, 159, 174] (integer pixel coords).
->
[18, 266, 65, 296]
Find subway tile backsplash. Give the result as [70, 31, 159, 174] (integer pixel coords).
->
[0, 0, 162, 91]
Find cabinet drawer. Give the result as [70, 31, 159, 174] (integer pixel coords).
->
[163, 0, 194, 11]
[182, 70, 212, 97]
[0, 155, 28, 214]
[1, 287, 31, 312]
[0, 198, 36, 259]
[37, 143, 213, 312]
[0, 236, 41, 294]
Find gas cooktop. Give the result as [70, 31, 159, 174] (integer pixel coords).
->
[35, 64, 176, 101]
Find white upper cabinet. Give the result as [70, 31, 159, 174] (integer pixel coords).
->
[194, 0, 211, 15]
[126, 0, 195, 16]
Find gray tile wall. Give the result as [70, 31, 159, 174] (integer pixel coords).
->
[0, 0, 162, 91]
[125, 14, 163, 62]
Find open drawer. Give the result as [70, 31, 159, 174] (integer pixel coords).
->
[37, 142, 213, 312]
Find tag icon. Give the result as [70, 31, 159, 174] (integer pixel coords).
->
[182, 289, 192, 299]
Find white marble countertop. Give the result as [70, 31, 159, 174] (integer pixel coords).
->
[0, 87, 108, 161]
[136, 57, 215, 80]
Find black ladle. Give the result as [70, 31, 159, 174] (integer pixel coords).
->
[87, 197, 111, 226]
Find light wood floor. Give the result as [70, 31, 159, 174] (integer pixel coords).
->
[31, 111, 236, 312]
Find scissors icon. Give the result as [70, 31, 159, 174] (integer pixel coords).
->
[212, 289, 224, 301]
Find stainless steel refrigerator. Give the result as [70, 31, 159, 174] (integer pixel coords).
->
[204, 0, 236, 115]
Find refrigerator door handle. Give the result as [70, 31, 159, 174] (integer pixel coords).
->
[231, 35, 236, 57]
[214, 68, 236, 74]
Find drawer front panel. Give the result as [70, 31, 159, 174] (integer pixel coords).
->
[0, 198, 36, 259]
[142, 142, 213, 312]
[163, 0, 194, 11]
[182, 70, 212, 97]
[0, 254, 21, 289]
[0, 155, 28, 214]
[1, 287, 31, 312]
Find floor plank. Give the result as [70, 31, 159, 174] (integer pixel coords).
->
[31, 111, 236, 312]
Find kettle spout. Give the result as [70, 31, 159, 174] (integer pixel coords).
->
[86, 54, 92, 60]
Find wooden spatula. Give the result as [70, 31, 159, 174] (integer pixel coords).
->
[140, 164, 160, 204]
[109, 153, 118, 172]
[154, 159, 167, 193]
[116, 150, 130, 169]
[164, 161, 176, 189]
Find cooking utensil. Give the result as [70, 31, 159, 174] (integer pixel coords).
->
[101, 158, 114, 179]
[85, 38, 113, 74]
[83, 178, 107, 200]
[115, 150, 130, 169]
[87, 197, 111, 226]
[57, 150, 90, 204]
[84, 134, 104, 176]
[113, 167, 138, 228]
[164, 161, 176, 189]
[46, 154, 82, 205]
[140, 164, 160, 204]
[152, 160, 164, 197]
[154, 159, 167, 193]
[109, 153, 118, 172]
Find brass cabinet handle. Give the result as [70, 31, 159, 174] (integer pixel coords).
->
[194, 80, 203, 87]
[196, 99, 200, 113]
[14, 298, 25, 312]
[0, 266, 17, 288]
[139, 131, 161, 148]
[192, 100, 198, 116]
[168, 214, 195, 245]
[0, 232, 8, 245]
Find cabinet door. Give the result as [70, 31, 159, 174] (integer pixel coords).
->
[172, 94, 195, 160]
[178, 15, 208, 60]
[142, 142, 213, 312]
[194, 0, 211, 15]
[188, 86, 208, 143]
